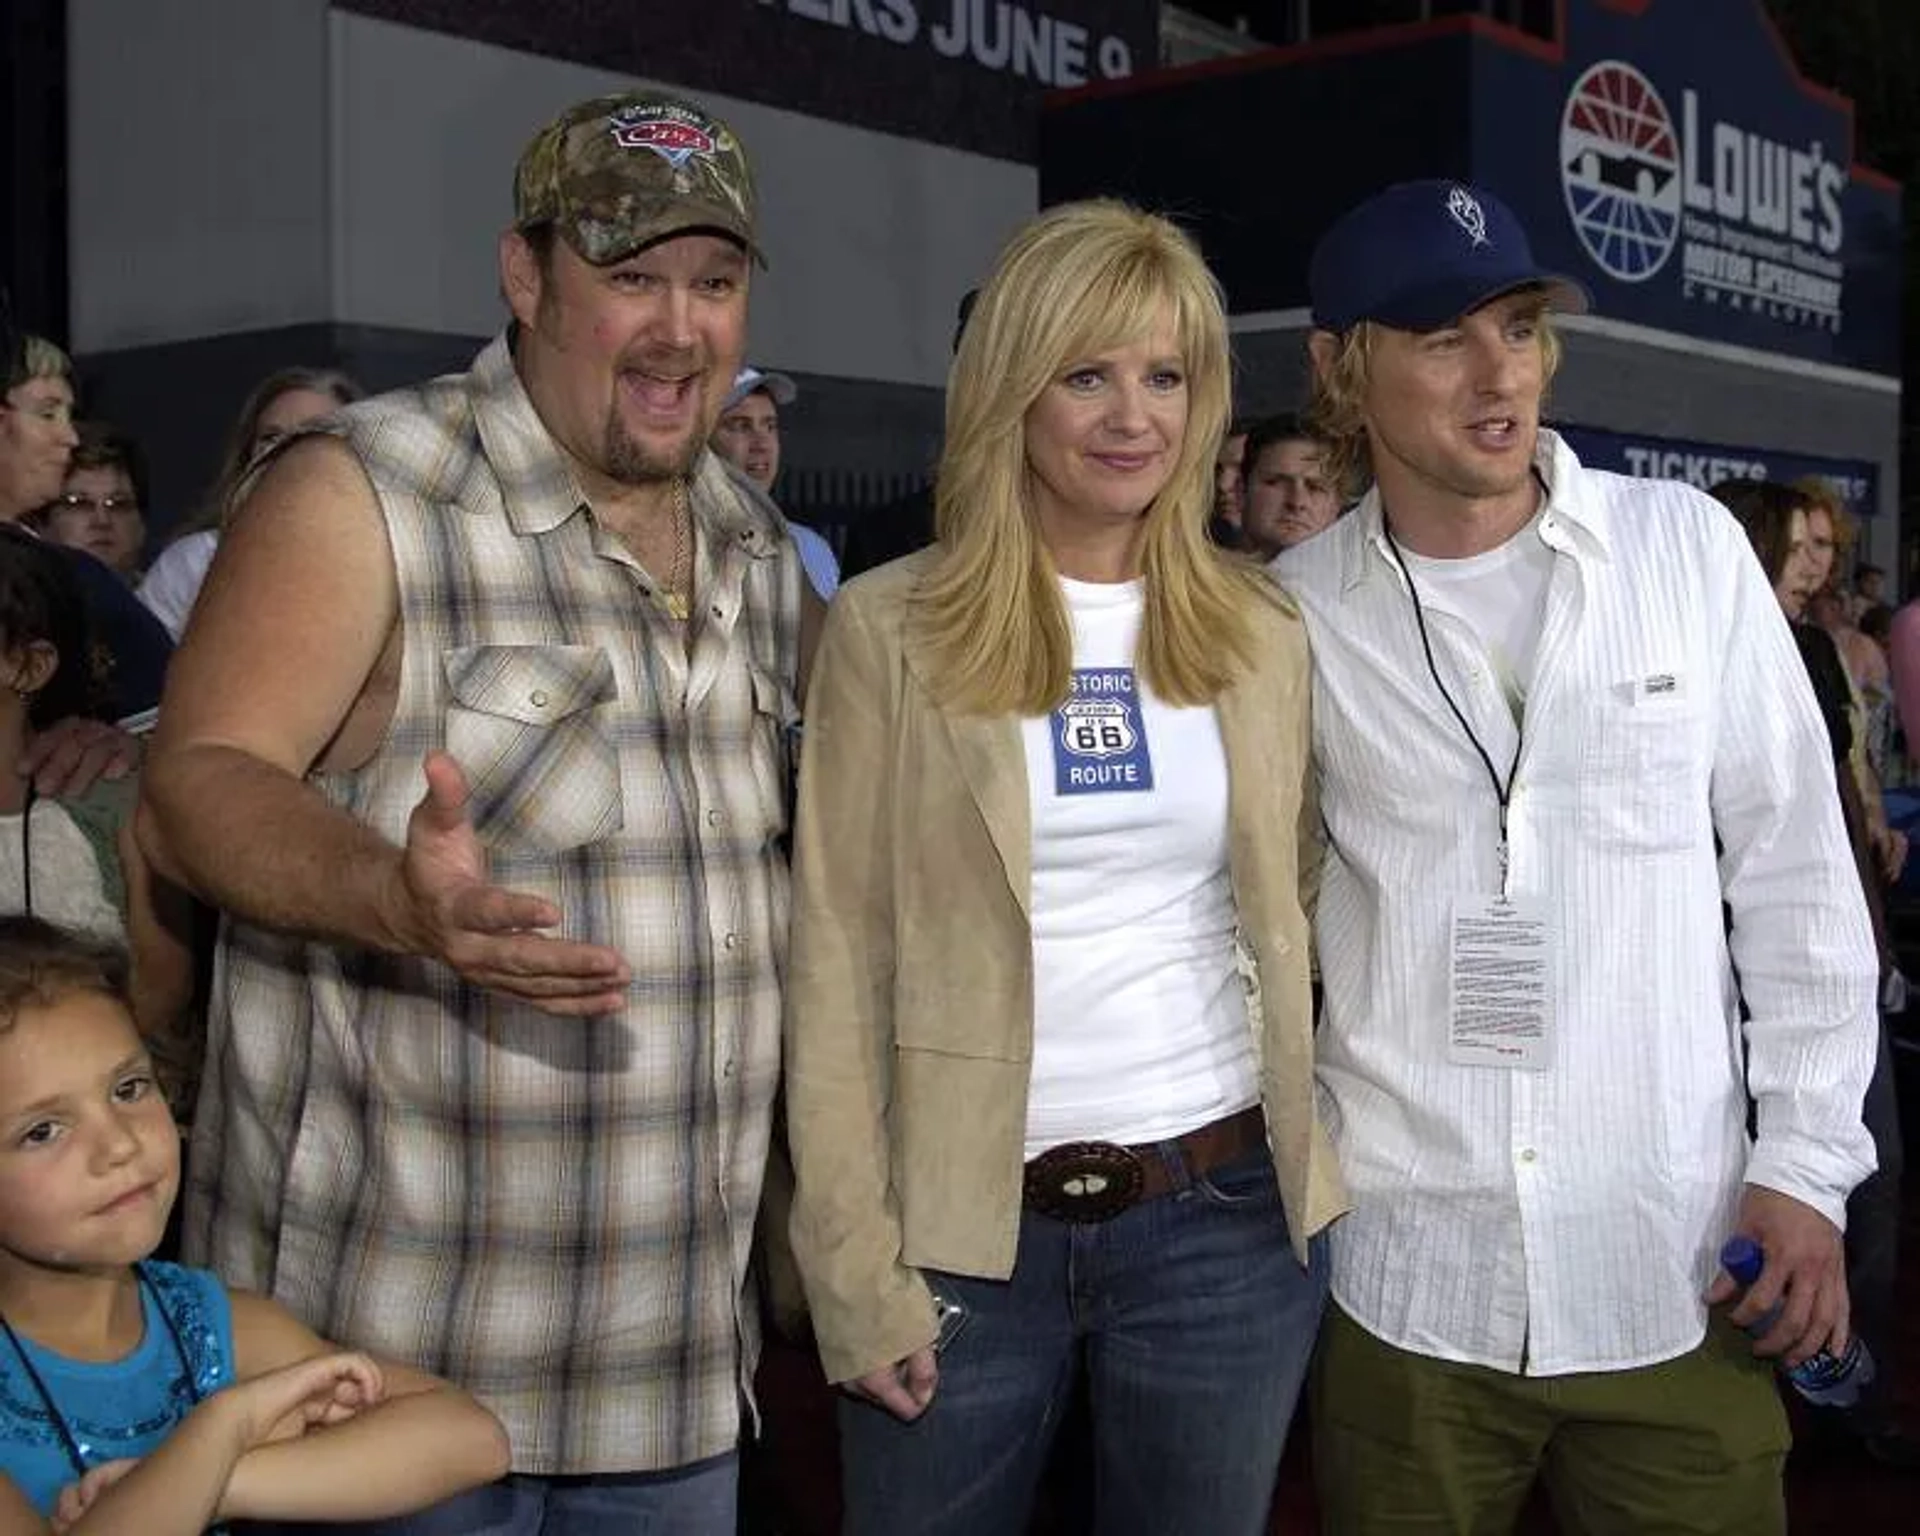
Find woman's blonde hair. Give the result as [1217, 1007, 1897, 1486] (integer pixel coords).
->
[1307, 294, 1565, 495]
[915, 199, 1263, 714]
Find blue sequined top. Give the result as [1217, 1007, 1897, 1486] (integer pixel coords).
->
[0, 1263, 234, 1514]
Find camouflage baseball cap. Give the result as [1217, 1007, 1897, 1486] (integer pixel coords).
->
[514, 92, 763, 267]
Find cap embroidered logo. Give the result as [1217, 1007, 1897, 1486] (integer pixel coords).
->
[1447, 186, 1490, 249]
[609, 109, 717, 170]
[1307, 180, 1590, 333]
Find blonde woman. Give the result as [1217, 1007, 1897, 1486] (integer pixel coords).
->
[784, 200, 1345, 1536]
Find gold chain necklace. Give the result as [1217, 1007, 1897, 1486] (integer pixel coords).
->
[657, 477, 691, 622]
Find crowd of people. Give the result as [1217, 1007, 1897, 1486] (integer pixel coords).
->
[0, 81, 1909, 1535]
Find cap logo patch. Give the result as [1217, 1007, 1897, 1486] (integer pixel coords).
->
[1447, 186, 1490, 249]
[608, 108, 716, 170]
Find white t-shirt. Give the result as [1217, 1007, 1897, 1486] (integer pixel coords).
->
[1018, 576, 1257, 1159]
[1393, 513, 1556, 716]
[136, 530, 219, 642]
[0, 801, 122, 942]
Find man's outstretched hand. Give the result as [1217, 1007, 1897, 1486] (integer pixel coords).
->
[385, 751, 631, 1015]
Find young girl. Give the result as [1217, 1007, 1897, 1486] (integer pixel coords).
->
[0, 916, 509, 1531]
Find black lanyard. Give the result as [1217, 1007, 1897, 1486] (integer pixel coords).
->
[0, 1264, 205, 1480]
[1382, 524, 1523, 891]
[13, 781, 33, 917]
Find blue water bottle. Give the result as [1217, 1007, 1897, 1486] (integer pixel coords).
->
[1719, 1235, 1875, 1408]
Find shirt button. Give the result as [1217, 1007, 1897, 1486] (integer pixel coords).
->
[723, 932, 740, 950]
[529, 690, 549, 708]
[706, 809, 723, 827]
[1518, 1148, 1538, 1164]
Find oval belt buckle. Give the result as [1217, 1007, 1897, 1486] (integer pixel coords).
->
[1025, 1141, 1145, 1222]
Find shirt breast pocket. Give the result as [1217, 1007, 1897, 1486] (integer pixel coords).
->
[443, 644, 623, 853]
[1579, 682, 1709, 853]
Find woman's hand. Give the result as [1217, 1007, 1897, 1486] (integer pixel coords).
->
[1875, 825, 1908, 884]
[845, 1349, 938, 1422]
[21, 717, 140, 799]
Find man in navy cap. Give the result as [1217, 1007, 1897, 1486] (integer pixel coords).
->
[1273, 180, 1877, 1530]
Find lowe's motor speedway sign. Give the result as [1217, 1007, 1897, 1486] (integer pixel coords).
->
[1560, 60, 1843, 331]
[1475, 0, 1901, 374]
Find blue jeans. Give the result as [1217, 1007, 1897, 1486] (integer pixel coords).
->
[838, 1148, 1328, 1536]
[239, 1451, 737, 1536]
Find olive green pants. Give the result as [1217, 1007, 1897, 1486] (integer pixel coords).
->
[1312, 1304, 1789, 1535]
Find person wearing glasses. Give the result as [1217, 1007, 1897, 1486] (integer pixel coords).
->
[0, 331, 167, 780]
[38, 422, 148, 581]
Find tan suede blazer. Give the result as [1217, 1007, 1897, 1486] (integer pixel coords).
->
[784, 551, 1349, 1384]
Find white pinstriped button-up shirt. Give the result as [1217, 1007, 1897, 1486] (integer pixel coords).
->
[1274, 432, 1877, 1376]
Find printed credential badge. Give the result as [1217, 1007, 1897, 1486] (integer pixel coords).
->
[1052, 668, 1154, 796]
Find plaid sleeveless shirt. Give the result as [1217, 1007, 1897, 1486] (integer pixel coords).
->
[184, 333, 802, 1474]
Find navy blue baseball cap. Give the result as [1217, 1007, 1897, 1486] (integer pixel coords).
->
[1309, 180, 1590, 334]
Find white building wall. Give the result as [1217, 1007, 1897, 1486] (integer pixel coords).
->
[67, 0, 333, 352]
[66, 0, 1035, 389]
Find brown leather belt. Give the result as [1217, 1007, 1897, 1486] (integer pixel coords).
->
[1022, 1106, 1269, 1223]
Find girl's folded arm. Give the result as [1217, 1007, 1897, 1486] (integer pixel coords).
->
[216, 1290, 510, 1523]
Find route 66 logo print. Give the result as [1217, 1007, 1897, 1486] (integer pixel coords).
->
[1060, 698, 1136, 759]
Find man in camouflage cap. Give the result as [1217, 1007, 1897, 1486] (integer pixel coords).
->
[143, 89, 813, 1532]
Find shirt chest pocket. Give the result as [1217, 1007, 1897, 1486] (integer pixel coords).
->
[443, 644, 623, 853]
[1575, 684, 1709, 853]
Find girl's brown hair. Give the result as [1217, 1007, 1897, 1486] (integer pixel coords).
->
[0, 915, 128, 1034]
